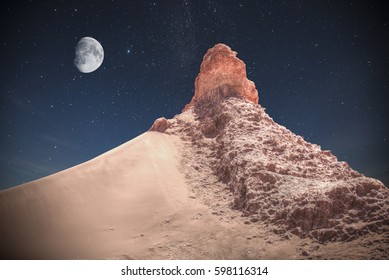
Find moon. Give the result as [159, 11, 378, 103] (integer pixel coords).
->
[74, 37, 104, 73]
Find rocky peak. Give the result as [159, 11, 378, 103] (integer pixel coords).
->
[183, 43, 258, 111]
[150, 44, 389, 245]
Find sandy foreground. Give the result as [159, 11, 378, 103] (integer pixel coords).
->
[0, 132, 386, 259]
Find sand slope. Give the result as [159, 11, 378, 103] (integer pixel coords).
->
[1, 131, 296, 260]
[0, 132, 193, 259]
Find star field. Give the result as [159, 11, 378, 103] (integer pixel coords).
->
[0, 0, 388, 189]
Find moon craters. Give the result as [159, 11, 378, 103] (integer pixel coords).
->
[74, 37, 104, 73]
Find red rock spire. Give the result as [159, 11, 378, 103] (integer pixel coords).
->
[184, 43, 258, 111]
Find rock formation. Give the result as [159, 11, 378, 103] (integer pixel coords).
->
[151, 43, 389, 244]
[149, 117, 170, 133]
[183, 43, 258, 111]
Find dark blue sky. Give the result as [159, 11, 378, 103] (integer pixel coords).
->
[1, 0, 388, 189]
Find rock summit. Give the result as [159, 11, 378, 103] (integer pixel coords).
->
[183, 43, 258, 111]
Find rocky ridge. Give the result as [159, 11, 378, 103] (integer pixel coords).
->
[150, 44, 389, 245]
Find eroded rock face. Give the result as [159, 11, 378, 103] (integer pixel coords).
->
[174, 99, 388, 244]
[150, 44, 389, 245]
[184, 43, 258, 111]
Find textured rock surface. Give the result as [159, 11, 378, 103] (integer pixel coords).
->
[184, 43, 258, 111]
[152, 43, 389, 246]
[149, 117, 170, 133]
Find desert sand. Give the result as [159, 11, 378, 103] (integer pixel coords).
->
[0, 132, 190, 259]
[0, 132, 296, 259]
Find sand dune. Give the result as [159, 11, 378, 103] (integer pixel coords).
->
[0, 131, 302, 260]
[0, 132, 193, 259]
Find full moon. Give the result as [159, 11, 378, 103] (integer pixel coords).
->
[74, 37, 104, 73]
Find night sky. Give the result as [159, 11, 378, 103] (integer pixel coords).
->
[1, 0, 388, 189]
